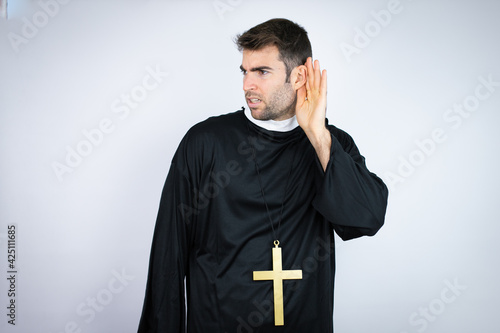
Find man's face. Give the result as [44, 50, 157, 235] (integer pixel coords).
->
[241, 45, 296, 121]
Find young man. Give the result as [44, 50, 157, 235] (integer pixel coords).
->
[138, 18, 388, 332]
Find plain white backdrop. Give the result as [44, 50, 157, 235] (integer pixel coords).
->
[1, 0, 499, 332]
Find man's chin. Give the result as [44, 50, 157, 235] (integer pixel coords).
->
[248, 106, 294, 121]
[249, 108, 270, 121]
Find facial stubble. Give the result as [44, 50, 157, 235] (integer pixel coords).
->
[252, 82, 297, 121]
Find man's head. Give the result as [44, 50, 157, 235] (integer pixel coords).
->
[236, 18, 312, 82]
[236, 19, 312, 121]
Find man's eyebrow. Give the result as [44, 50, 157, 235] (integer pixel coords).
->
[240, 65, 274, 72]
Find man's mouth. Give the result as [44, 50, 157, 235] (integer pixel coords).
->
[247, 98, 262, 107]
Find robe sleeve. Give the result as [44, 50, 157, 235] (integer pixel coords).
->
[137, 156, 192, 332]
[312, 126, 389, 241]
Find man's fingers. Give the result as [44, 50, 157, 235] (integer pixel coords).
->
[314, 60, 321, 89]
[303, 57, 327, 107]
[305, 58, 312, 93]
[321, 69, 327, 97]
[305, 57, 324, 92]
[297, 85, 307, 104]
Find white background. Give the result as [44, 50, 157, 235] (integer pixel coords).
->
[1, 0, 499, 332]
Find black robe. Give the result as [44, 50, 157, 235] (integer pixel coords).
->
[138, 109, 388, 333]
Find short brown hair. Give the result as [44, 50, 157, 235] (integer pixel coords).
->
[235, 18, 312, 81]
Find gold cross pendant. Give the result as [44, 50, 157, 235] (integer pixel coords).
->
[253, 240, 302, 326]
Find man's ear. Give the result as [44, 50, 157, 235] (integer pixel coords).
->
[291, 65, 307, 91]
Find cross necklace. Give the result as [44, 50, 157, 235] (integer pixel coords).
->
[248, 130, 303, 326]
[253, 240, 302, 326]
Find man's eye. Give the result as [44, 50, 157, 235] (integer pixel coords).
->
[259, 70, 268, 75]
[241, 70, 247, 75]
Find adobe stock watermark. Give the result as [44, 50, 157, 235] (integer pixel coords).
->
[212, 0, 242, 21]
[399, 278, 467, 333]
[4, 224, 18, 326]
[7, 0, 72, 53]
[52, 268, 135, 333]
[339, 0, 423, 63]
[384, 74, 499, 192]
[178, 159, 243, 225]
[51, 65, 168, 182]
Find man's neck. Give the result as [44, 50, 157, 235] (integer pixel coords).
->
[244, 108, 299, 132]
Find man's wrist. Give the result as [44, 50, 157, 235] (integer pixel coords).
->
[305, 127, 330, 147]
[304, 127, 331, 171]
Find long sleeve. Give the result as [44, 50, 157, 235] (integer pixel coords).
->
[137, 159, 192, 332]
[312, 125, 389, 241]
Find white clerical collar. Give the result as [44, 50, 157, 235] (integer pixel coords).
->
[244, 107, 299, 132]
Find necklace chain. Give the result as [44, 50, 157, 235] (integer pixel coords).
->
[247, 124, 297, 244]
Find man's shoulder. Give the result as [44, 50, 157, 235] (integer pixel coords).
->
[172, 109, 245, 167]
[188, 109, 245, 137]
[177, 109, 245, 153]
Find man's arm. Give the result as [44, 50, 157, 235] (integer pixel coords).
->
[138, 154, 191, 332]
[296, 57, 331, 171]
[296, 57, 388, 239]
[313, 126, 388, 240]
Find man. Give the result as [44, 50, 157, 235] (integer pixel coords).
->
[138, 18, 388, 332]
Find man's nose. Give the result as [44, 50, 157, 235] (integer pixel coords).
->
[243, 74, 256, 92]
